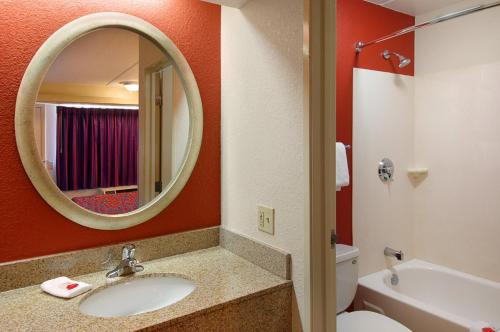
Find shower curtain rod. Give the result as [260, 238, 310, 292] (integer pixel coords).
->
[355, 0, 500, 53]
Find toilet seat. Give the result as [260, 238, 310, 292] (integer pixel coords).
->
[337, 311, 411, 332]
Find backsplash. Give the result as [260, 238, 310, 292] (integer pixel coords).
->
[0, 227, 219, 291]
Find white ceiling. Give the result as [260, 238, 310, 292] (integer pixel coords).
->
[365, 0, 465, 16]
[200, 0, 251, 8]
[43, 28, 139, 87]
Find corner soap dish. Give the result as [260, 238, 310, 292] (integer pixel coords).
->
[407, 168, 428, 187]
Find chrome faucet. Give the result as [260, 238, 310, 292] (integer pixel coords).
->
[106, 244, 144, 278]
[384, 247, 404, 261]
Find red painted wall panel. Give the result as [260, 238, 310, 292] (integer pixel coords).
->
[336, 0, 414, 245]
[0, 0, 220, 262]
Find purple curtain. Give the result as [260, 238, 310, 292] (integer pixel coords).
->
[56, 106, 138, 191]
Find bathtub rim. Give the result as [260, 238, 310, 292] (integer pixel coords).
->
[358, 259, 500, 329]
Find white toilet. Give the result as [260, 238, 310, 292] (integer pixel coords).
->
[336, 244, 411, 332]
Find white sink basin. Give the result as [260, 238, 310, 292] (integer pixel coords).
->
[79, 275, 196, 317]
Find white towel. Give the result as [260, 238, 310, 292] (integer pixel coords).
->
[336, 142, 350, 191]
[41, 276, 92, 298]
[469, 321, 493, 332]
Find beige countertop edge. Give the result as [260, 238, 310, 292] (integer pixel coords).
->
[137, 282, 292, 331]
[0, 247, 292, 332]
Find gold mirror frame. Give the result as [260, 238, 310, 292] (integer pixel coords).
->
[15, 13, 203, 230]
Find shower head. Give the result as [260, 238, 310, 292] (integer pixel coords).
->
[382, 50, 412, 68]
[399, 57, 411, 68]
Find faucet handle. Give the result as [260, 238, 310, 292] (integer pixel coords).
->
[122, 244, 136, 259]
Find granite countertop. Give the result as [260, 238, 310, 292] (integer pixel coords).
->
[0, 247, 291, 332]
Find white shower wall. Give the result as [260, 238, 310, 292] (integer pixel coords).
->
[353, 2, 500, 281]
[353, 69, 415, 277]
[413, 3, 500, 282]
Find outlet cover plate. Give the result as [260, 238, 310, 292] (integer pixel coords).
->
[258, 205, 274, 235]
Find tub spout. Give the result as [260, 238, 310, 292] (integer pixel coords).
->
[384, 247, 404, 261]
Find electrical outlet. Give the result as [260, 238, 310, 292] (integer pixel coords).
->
[258, 205, 274, 235]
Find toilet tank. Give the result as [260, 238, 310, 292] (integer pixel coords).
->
[336, 244, 360, 313]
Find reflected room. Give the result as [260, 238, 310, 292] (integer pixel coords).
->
[34, 28, 189, 215]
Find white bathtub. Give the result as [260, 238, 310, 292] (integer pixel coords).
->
[356, 259, 500, 332]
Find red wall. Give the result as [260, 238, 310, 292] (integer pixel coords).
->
[0, 0, 220, 263]
[336, 0, 414, 245]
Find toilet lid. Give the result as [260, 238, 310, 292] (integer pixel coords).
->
[337, 311, 411, 332]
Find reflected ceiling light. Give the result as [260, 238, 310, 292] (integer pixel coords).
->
[120, 81, 139, 92]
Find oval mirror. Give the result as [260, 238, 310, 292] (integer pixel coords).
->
[15, 13, 203, 230]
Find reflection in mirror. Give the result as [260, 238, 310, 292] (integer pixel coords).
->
[34, 28, 189, 216]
